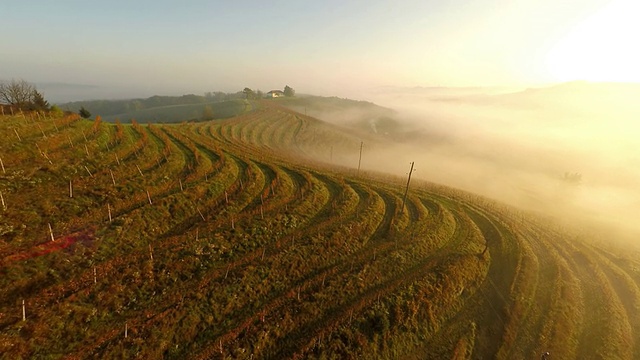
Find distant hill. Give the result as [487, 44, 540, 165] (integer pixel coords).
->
[272, 95, 425, 142]
[58, 94, 251, 123]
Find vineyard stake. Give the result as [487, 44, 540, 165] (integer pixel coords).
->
[84, 144, 90, 157]
[67, 135, 74, 147]
[109, 169, 116, 186]
[400, 162, 415, 215]
[108, 204, 112, 222]
[0, 157, 4, 174]
[82, 131, 88, 142]
[0, 191, 5, 210]
[125, 323, 128, 338]
[357, 141, 363, 177]
[197, 207, 206, 221]
[37, 123, 46, 138]
[261, 247, 266, 261]
[225, 264, 230, 279]
[224, 190, 228, 204]
[115, 154, 121, 166]
[13, 128, 21, 141]
[136, 165, 144, 177]
[149, 244, 154, 261]
[231, 216, 235, 230]
[48, 223, 55, 241]
[146, 190, 152, 205]
[69, 180, 73, 198]
[93, 267, 97, 284]
[195, 228, 199, 241]
[84, 165, 93, 177]
[179, 179, 183, 191]
[260, 205, 264, 219]
[22, 300, 26, 321]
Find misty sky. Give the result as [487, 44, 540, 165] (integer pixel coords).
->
[1, 0, 638, 99]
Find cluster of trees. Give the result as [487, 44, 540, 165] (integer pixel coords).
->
[0, 79, 49, 111]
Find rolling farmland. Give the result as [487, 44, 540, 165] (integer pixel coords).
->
[1, 102, 640, 359]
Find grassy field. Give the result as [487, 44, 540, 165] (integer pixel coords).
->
[1, 102, 639, 359]
[101, 99, 252, 123]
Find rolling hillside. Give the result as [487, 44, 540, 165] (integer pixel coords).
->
[1, 102, 639, 359]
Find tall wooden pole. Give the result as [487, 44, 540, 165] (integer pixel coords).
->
[357, 141, 363, 176]
[400, 162, 415, 215]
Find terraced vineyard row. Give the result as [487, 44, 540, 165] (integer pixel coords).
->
[1, 103, 639, 359]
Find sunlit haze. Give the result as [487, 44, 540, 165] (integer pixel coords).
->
[1, 0, 639, 235]
[1, 0, 636, 100]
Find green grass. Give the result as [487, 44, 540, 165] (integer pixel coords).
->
[0, 104, 638, 359]
[102, 99, 252, 123]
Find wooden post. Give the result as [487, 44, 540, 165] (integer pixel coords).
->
[93, 267, 97, 284]
[0, 191, 5, 210]
[37, 123, 46, 138]
[231, 216, 235, 230]
[69, 180, 73, 198]
[13, 128, 21, 141]
[149, 244, 154, 261]
[84, 165, 93, 177]
[115, 154, 121, 166]
[146, 190, 152, 205]
[108, 204, 112, 222]
[136, 165, 144, 177]
[22, 299, 26, 321]
[0, 157, 5, 174]
[179, 179, 184, 191]
[84, 144, 90, 157]
[400, 162, 415, 215]
[197, 207, 206, 221]
[357, 141, 363, 176]
[125, 323, 128, 338]
[109, 169, 116, 186]
[48, 223, 55, 241]
[195, 228, 199, 241]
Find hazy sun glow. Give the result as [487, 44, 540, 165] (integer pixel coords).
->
[546, 0, 640, 82]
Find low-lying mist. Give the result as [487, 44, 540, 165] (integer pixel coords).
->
[327, 82, 640, 239]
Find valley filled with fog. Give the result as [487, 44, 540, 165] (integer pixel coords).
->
[322, 82, 640, 238]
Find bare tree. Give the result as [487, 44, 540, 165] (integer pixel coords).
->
[0, 79, 36, 108]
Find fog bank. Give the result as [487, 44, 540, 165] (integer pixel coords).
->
[352, 82, 640, 236]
